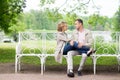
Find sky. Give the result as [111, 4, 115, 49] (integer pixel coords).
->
[23, 0, 119, 17]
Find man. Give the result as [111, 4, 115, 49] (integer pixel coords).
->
[67, 19, 93, 77]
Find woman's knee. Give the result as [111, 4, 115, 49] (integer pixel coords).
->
[82, 53, 87, 58]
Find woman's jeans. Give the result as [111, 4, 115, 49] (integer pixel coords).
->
[63, 42, 90, 55]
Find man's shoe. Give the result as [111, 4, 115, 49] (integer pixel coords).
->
[67, 70, 75, 77]
[77, 70, 82, 76]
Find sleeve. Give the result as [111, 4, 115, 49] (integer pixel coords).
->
[70, 32, 75, 41]
[84, 31, 94, 47]
[57, 33, 71, 42]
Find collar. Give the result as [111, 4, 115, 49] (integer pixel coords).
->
[74, 29, 88, 35]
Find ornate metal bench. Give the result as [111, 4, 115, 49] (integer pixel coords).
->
[15, 31, 120, 75]
[92, 31, 120, 74]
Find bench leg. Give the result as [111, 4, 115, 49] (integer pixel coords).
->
[118, 65, 120, 72]
[117, 56, 120, 72]
[41, 57, 46, 75]
[18, 57, 21, 71]
[15, 55, 21, 72]
[41, 59, 43, 75]
[93, 56, 97, 75]
[43, 58, 46, 71]
[15, 55, 18, 73]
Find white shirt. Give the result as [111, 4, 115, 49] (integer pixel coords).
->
[78, 30, 85, 44]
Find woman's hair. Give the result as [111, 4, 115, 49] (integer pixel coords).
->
[57, 21, 67, 31]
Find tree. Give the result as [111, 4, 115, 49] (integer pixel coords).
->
[0, 0, 26, 33]
[39, 0, 91, 14]
[9, 15, 26, 33]
[46, 9, 63, 22]
[23, 10, 57, 30]
[113, 6, 120, 32]
[88, 14, 109, 30]
[8, 14, 26, 41]
[39, 0, 100, 30]
[64, 13, 78, 25]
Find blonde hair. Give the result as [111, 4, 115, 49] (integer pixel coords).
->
[57, 21, 67, 32]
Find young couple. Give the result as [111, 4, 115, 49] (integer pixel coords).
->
[55, 19, 95, 77]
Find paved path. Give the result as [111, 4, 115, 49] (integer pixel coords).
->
[0, 72, 120, 80]
[0, 63, 120, 80]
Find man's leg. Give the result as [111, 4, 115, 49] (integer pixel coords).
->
[78, 53, 87, 76]
[67, 51, 79, 72]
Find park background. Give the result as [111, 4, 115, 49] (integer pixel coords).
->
[0, 0, 120, 73]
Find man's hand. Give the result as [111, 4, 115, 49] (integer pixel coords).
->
[78, 42, 83, 48]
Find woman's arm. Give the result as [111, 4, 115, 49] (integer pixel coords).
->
[57, 33, 71, 42]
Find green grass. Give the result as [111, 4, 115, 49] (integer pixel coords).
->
[0, 43, 15, 63]
[0, 42, 118, 66]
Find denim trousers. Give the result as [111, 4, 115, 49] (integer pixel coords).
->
[63, 42, 90, 55]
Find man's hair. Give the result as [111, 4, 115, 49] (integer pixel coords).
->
[57, 21, 67, 32]
[75, 19, 83, 25]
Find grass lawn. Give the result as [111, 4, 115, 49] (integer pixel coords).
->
[0, 42, 118, 66]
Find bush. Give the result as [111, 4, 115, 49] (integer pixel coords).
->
[0, 42, 118, 66]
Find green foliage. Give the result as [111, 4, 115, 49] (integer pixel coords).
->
[23, 10, 56, 30]
[0, 42, 118, 66]
[95, 42, 116, 54]
[7, 14, 26, 41]
[47, 9, 63, 22]
[88, 14, 109, 30]
[0, 0, 26, 33]
[64, 13, 78, 25]
[9, 15, 26, 34]
[39, 0, 88, 14]
[113, 6, 120, 32]
[39, 0, 55, 6]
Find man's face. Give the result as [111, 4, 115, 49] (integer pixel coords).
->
[75, 21, 82, 30]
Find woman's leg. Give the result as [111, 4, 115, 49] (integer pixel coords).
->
[63, 43, 75, 55]
[73, 41, 90, 51]
[72, 41, 92, 54]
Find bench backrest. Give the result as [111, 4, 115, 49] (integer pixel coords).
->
[18, 31, 120, 55]
[93, 31, 120, 55]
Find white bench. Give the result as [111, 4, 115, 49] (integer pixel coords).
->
[15, 31, 120, 75]
[92, 31, 120, 74]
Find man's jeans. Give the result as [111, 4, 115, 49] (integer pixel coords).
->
[63, 42, 90, 55]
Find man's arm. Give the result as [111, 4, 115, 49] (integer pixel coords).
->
[84, 31, 93, 47]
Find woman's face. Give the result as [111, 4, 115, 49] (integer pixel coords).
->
[63, 24, 68, 31]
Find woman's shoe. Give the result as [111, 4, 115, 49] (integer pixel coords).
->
[87, 49, 96, 56]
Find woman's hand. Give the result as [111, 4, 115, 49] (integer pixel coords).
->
[69, 40, 74, 46]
